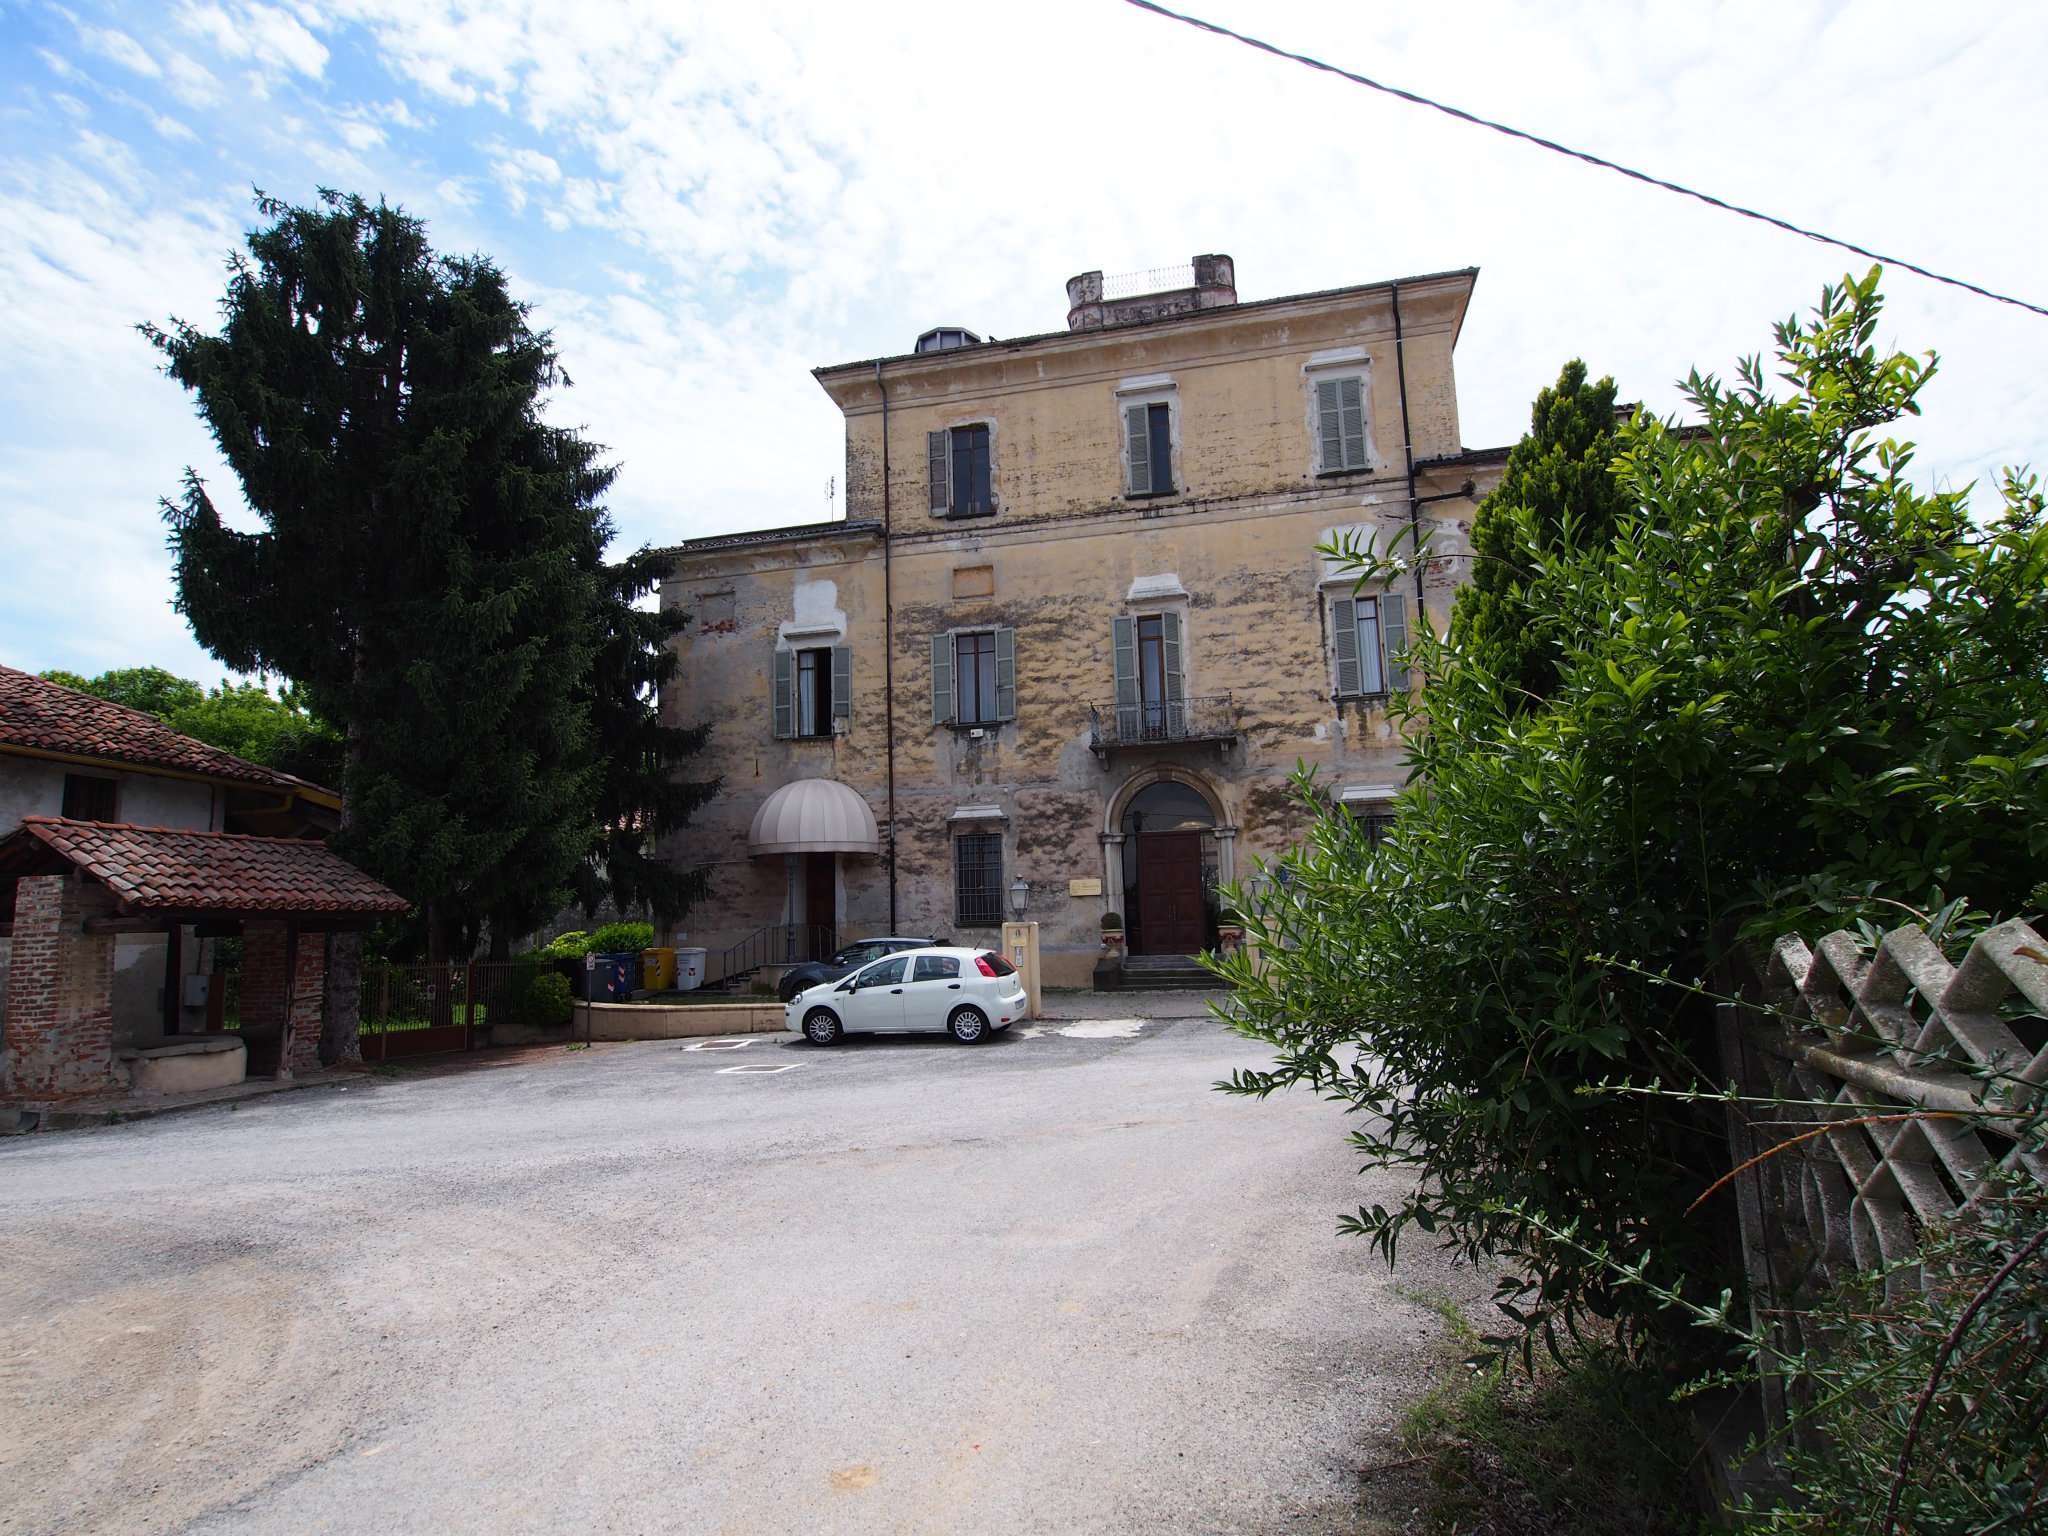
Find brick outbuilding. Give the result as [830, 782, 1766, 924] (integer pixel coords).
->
[0, 818, 407, 1103]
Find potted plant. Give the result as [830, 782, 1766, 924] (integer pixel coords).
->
[1099, 912, 1125, 951]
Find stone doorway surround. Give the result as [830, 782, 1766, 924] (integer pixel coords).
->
[1100, 765, 1236, 952]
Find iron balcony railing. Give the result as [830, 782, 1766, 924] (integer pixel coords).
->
[1088, 694, 1239, 757]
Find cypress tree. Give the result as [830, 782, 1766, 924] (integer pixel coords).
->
[144, 191, 612, 1046]
[565, 547, 721, 939]
[1449, 359, 1631, 703]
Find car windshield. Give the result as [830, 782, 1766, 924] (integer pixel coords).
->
[834, 945, 876, 966]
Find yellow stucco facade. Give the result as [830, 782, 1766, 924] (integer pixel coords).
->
[657, 259, 1505, 987]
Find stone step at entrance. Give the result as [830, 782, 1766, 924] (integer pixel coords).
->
[1106, 953, 1231, 991]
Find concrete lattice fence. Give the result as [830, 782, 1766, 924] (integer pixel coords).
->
[1715, 917, 2048, 1429]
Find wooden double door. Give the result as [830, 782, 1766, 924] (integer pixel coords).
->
[1132, 832, 1206, 955]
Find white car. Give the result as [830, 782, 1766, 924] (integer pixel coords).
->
[786, 946, 1026, 1045]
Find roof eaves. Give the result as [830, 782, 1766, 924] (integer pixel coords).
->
[650, 518, 885, 562]
[812, 265, 1483, 379]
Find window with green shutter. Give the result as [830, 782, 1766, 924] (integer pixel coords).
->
[780, 645, 835, 738]
[1124, 400, 1174, 496]
[1314, 374, 1369, 473]
[929, 424, 994, 517]
[936, 628, 1018, 727]
[1329, 590, 1411, 698]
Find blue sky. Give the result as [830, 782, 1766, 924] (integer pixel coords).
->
[3, 0, 2045, 684]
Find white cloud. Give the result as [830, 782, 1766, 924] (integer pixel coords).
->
[164, 51, 225, 109]
[336, 117, 385, 152]
[76, 25, 162, 78]
[177, 1, 330, 82]
[4, 0, 2048, 681]
[37, 48, 84, 83]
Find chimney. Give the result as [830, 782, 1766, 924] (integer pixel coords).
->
[1065, 254, 1237, 332]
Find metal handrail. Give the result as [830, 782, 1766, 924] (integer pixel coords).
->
[706, 922, 836, 986]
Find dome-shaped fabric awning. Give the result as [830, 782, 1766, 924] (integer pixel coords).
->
[747, 778, 880, 856]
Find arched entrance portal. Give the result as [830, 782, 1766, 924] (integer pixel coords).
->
[1119, 779, 1218, 956]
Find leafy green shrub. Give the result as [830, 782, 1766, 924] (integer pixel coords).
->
[587, 920, 655, 953]
[516, 971, 573, 1030]
[1214, 270, 2048, 1357]
[538, 921, 655, 960]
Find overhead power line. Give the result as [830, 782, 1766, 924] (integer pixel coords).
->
[1121, 0, 2048, 321]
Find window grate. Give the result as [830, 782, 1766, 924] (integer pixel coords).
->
[954, 832, 1004, 926]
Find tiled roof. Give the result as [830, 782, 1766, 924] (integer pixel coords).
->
[0, 665, 338, 801]
[7, 818, 408, 915]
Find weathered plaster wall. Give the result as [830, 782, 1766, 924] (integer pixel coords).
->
[829, 275, 1473, 532]
[659, 272, 1497, 988]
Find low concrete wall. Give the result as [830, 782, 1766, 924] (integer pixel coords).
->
[118, 1036, 246, 1096]
[574, 1001, 788, 1041]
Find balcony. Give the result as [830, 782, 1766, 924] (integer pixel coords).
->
[1089, 695, 1240, 762]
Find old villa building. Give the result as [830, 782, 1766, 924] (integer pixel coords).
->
[656, 255, 1507, 988]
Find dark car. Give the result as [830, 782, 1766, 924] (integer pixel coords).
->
[776, 936, 943, 1003]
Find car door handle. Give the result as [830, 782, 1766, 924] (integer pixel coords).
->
[947, 983, 961, 989]
[890, 988, 903, 994]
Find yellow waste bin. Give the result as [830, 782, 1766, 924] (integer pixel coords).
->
[642, 947, 677, 991]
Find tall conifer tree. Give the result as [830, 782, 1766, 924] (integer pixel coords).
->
[1449, 359, 1631, 703]
[145, 191, 612, 1047]
[565, 549, 721, 938]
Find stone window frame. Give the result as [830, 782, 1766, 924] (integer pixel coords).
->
[951, 819, 1007, 929]
[928, 417, 999, 519]
[1115, 374, 1180, 500]
[1302, 348, 1378, 479]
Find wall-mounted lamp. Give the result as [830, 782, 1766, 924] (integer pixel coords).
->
[1008, 877, 1030, 918]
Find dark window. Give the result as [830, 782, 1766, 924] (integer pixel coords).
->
[1145, 403, 1173, 493]
[61, 774, 117, 822]
[795, 646, 833, 737]
[954, 832, 1004, 926]
[912, 955, 960, 982]
[978, 950, 1017, 977]
[955, 631, 999, 724]
[1352, 599, 1386, 697]
[1137, 615, 1167, 735]
[1359, 812, 1396, 847]
[951, 424, 992, 517]
[856, 956, 907, 989]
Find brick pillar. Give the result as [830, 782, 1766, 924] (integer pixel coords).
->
[284, 936, 327, 1077]
[240, 921, 288, 1076]
[4, 875, 118, 1101]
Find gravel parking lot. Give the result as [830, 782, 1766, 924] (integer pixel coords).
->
[0, 993, 1480, 1535]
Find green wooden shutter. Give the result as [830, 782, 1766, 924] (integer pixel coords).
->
[772, 649, 793, 738]
[1125, 403, 1151, 495]
[1338, 376, 1367, 469]
[928, 430, 949, 515]
[930, 634, 954, 725]
[994, 627, 1016, 720]
[831, 644, 852, 723]
[1330, 597, 1361, 697]
[1381, 592, 1410, 691]
[1316, 378, 1344, 473]
[1161, 611, 1184, 733]
[1112, 615, 1139, 736]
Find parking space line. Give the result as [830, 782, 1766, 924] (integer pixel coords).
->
[684, 1038, 756, 1052]
[716, 1063, 802, 1076]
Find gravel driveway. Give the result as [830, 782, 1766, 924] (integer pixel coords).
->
[0, 993, 1479, 1534]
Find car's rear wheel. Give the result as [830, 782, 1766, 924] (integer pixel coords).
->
[947, 1005, 990, 1044]
[802, 1008, 842, 1046]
